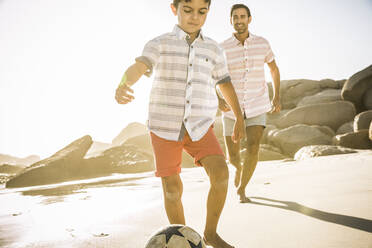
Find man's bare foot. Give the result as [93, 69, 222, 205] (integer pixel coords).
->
[234, 168, 241, 188]
[237, 187, 251, 203]
[203, 232, 234, 248]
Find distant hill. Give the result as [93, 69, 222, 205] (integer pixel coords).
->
[112, 122, 147, 146]
[0, 154, 40, 166]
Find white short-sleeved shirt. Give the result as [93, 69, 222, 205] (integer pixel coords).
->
[136, 25, 231, 141]
[220, 33, 274, 119]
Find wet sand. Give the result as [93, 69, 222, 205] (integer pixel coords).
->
[1, 151, 371, 248]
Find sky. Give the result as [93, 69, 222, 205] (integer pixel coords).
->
[1, 0, 372, 159]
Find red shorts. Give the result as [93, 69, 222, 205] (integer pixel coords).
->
[150, 127, 225, 177]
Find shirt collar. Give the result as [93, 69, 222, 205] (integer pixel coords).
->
[232, 32, 254, 45]
[173, 25, 205, 41]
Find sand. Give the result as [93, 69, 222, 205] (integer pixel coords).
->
[0, 151, 371, 248]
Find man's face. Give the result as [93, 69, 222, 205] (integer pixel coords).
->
[231, 8, 251, 34]
[171, 0, 209, 34]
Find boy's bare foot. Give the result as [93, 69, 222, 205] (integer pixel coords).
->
[234, 167, 241, 188]
[237, 187, 251, 203]
[203, 232, 234, 248]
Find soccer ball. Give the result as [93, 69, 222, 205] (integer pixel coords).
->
[145, 224, 206, 248]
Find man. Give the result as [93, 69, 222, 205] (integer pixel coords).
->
[115, 1, 244, 247]
[218, 3, 281, 203]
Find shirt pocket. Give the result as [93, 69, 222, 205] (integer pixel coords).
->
[195, 54, 214, 76]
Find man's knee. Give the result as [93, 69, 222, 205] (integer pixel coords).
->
[228, 153, 241, 167]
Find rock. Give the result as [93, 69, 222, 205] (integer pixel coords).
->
[333, 130, 372, 149]
[268, 124, 334, 156]
[336, 121, 354, 135]
[112, 122, 147, 146]
[6, 135, 93, 188]
[85, 141, 112, 158]
[268, 79, 343, 109]
[261, 125, 277, 144]
[353, 110, 372, 132]
[294, 145, 357, 160]
[0, 164, 24, 174]
[369, 122, 372, 141]
[363, 87, 372, 110]
[84, 144, 154, 174]
[258, 144, 288, 161]
[0, 154, 40, 166]
[277, 101, 356, 131]
[266, 110, 290, 126]
[341, 64, 372, 112]
[296, 89, 342, 107]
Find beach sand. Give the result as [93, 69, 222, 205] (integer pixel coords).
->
[0, 151, 371, 248]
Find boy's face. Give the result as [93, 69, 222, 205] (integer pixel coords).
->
[231, 8, 251, 34]
[171, 0, 209, 34]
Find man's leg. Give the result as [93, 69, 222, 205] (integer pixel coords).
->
[200, 155, 234, 248]
[237, 125, 264, 203]
[161, 174, 185, 224]
[224, 136, 241, 187]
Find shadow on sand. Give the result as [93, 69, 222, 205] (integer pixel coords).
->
[247, 197, 372, 233]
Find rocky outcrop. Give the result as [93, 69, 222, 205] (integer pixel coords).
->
[353, 110, 372, 132]
[296, 89, 342, 107]
[336, 121, 354, 135]
[85, 141, 112, 158]
[268, 124, 334, 156]
[112, 122, 148, 146]
[294, 145, 357, 160]
[341, 65, 372, 112]
[333, 130, 372, 149]
[369, 122, 372, 141]
[276, 101, 356, 131]
[6, 136, 93, 188]
[258, 144, 288, 161]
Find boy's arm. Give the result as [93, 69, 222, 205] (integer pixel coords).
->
[217, 82, 245, 142]
[267, 60, 281, 113]
[115, 61, 148, 104]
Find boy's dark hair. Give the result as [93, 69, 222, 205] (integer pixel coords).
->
[230, 4, 251, 18]
[173, 0, 211, 8]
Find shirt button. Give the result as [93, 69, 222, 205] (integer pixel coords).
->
[184, 118, 188, 122]
[186, 100, 190, 104]
[191, 45, 193, 49]
[189, 63, 192, 67]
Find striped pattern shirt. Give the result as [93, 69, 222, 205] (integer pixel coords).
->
[136, 25, 231, 141]
[220, 33, 274, 119]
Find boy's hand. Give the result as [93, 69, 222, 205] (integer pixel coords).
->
[218, 97, 231, 112]
[231, 117, 245, 143]
[115, 84, 134, 104]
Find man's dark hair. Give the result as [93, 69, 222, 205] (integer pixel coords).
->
[173, 0, 211, 8]
[230, 4, 251, 18]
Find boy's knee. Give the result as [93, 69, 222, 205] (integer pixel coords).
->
[162, 180, 182, 202]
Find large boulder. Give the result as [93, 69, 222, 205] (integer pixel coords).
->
[277, 101, 356, 131]
[268, 124, 334, 156]
[296, 89, 342, 107]
[84, 144, 154, 174]
[341, 64, 372, 112]
[261, 125, 277, 144]
[336, 121, 354, 135]
[258, 144, 288, 161]
[294, 145, 357, 160]
[369, 122, 372, 141]
[85, 141, 112, 158]
[266, 110, 290, 126]
[363, 87, 372, 110]
[353, 110, 372, 132]
[268, 79, 344, 109]
[333, 130, 372, 149]
[112, 122, 147, 146]
[6, 135, 93, 188]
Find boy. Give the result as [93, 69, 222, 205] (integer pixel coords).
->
[115, 1, 244, 247]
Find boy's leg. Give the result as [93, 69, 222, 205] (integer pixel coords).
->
[237, 125, 264, 203]
[200, 155, 234, 248]
[150, 132, 185, 224]
[161, 174, 185, 224]
[222, 116, 242, 187]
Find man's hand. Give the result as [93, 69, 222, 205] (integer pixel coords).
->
[218, 97, 231, 112]
[115, 84, 134, 104]
[269, 96, 281, 113]
[231, 117, 245, 143]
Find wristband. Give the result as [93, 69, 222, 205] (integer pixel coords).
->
[119, 73, 128, 87]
